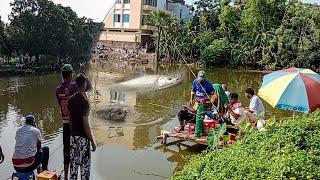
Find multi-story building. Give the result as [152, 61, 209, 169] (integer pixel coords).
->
[98, 0, 190, 49]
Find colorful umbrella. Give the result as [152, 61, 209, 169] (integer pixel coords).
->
[258, 68, 320, 113]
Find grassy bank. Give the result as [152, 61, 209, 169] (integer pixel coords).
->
[172, 111, 320, 180]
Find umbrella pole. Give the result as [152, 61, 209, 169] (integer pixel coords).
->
[293, 111, 295, 120]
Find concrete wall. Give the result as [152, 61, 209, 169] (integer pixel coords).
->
[106, 32, 138, 42]
[103, 3, 114, 29]
[130, 0, 142, 29]
[99, 31, 108, 41]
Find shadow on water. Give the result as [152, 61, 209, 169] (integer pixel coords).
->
[0, 64, 292, 179]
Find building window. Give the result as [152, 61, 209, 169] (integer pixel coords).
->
[114, 14, 121, 22]
[124, 0, 130, 4]
[143, 0, 157, 7]
[123, 14, 130, 23]
[116, 0, 121, 4]
[142, 15, 153, 26]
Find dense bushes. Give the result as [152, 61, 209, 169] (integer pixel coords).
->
[172, 110, 320, 180]
[201, 39, 230, 65]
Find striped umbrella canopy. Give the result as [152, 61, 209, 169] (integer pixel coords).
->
[258, 68, 320, 113]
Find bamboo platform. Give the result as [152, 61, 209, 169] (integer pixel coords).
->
[155, 130, 208, 146]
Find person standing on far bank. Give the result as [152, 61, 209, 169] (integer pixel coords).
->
[56, 63, 92, 180]
[68, 74, 96, 180]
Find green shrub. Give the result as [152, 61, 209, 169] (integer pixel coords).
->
[172, 110, 320, 180]
[200, 39, 231, 66]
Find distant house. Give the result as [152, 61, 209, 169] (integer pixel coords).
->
[98, 0, 191, 49]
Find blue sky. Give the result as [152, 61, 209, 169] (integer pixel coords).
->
[1, 0, 319, 23]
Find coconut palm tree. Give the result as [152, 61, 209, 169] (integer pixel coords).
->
[150, 10, 170, 64]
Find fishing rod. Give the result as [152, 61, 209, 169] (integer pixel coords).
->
[164, 36, 222, 117]
[86, 0, 118, 66]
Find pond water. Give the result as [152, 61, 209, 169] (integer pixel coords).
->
[0, 64, 291, 179]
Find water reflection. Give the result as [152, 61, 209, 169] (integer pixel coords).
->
[0, 74, 63, 178]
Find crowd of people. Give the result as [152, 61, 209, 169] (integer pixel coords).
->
[176, 70, 266, 138]
[93, 44, 139, 61]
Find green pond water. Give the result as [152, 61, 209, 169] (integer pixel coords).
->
[0, 64, 291, 179]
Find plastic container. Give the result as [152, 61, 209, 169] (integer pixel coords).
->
[36, 171, 58, 180]
[188, 123, 195, 134]
[204, 119, 218, 132]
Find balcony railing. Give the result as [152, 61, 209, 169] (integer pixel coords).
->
[143, 0, 157, 7]
[141, 25, 156, 30]
[142, 5, 157, 11]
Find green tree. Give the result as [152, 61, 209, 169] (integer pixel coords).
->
[218, 4, 241, 41]
[201, 38, 231, 65]
[240, 0, 286, 37]
[0, 16, 5, 56]
[150, 10, 170, 64]
[7, 0, 102, 65]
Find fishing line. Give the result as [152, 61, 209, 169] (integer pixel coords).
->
[149, 103, 180, 111]
[164, 35, 222, 117]
[47, 143, 64, 158]
[129, 168, 169, 179]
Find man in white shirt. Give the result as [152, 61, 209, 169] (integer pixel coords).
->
[244, 88, 266, 131]
[12, 115, 49, 173]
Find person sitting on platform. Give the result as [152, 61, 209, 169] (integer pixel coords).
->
[244, 88, 266, 131]
[175, 104, 196, 132]
[222, 93, 246, 136]
[225, 93, 246, 126]
[212, 84, 229, 115]
[12, 115, 49, 173]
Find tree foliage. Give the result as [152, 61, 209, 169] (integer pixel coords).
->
[0, 0, 102, 64]
[201, 39, 231, 65]
[157, 0, 320, 69]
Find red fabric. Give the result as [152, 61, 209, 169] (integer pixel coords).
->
[301, 74, 320, 112]
[12, 156, 35, 166]
[282, 68, 298, 73]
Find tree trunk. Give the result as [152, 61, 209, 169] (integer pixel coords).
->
[156, 28, 161, 65]
[36, 54, 40, 65]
